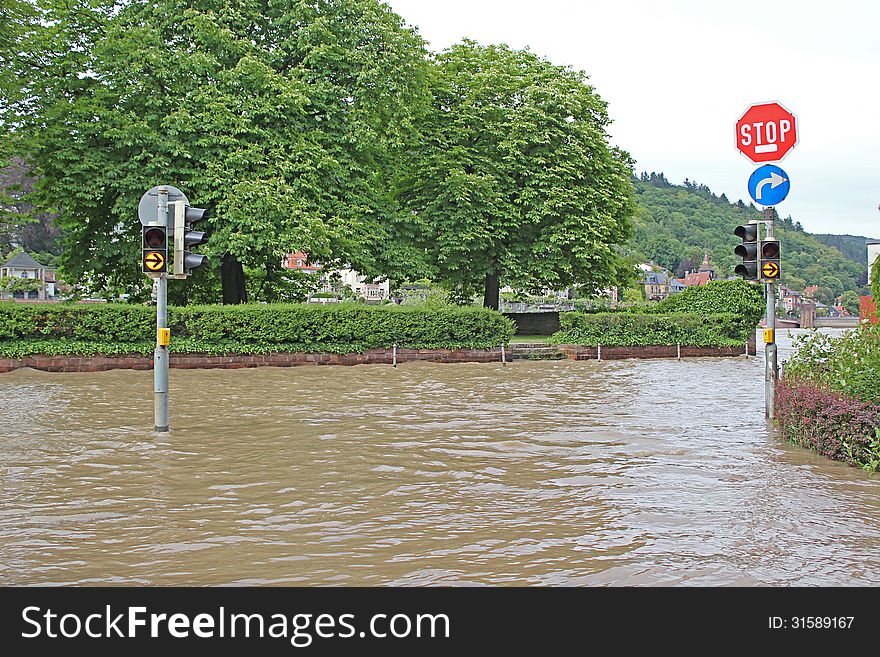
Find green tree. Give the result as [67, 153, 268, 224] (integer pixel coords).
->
[872, 256, 880, 301]
[395, 41, 636, 309]
[839, 290, 861, 315]
[13, 0, 429, 302]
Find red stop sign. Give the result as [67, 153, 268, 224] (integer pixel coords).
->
[735, 102, 798, 163]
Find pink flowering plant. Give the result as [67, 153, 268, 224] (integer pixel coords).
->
[779, 324, 880, 471]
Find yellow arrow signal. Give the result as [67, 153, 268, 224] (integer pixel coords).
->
[144, 251, 166, 272]
[761, 261, 779, 279]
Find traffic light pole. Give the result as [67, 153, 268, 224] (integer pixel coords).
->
[764, 207, 778, 419]
[154, 187, 170, 432]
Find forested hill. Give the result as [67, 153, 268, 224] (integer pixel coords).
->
[811, 233, 877, 267]
[627, 174, 868, 301]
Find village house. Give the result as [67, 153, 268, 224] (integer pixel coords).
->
[676, 253, 716, 288]
[778, 284, 802, 316]
[640, 270, 670, 301]
[282, 252, 390, 301]
[0, 252, 57, 300]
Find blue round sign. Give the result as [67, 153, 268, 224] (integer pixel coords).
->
[747, 164, 790, 206]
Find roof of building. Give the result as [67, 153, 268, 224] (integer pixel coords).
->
[640, 271, 668, 285]
[681, 271, 712, 287]
[697, 253, 714, 272]
[283, 251, 322, 272]
[2, 252, 44, 269]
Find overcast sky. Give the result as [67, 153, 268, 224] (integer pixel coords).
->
[383, 0, 880, 238]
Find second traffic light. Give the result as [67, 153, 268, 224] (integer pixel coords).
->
[760, 239, 781, 280]
[734, 223, 759, 280]
[171, 201, 209, 276]
[142, 224, 167, 274]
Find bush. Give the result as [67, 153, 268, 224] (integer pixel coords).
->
[550, 311, 753, 347]
[654, 279, 764, 326]
[784, 324, 880, 404]
[775, 379, 880, 472]
[0, 302, 515, 356]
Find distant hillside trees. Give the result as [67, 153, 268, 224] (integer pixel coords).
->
[628, 176, 865, 297]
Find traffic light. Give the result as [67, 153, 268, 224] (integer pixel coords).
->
[734, 223, 759, 280]
[142, 224, 167, 274]
[760, 239, 781, 281]
[171, 201, 209, 276]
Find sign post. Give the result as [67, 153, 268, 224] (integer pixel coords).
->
[763, 208, 778, 419]
[735, 101, 798, 419]
[153, 188, 170, 432]
[138, 185, 210, 432]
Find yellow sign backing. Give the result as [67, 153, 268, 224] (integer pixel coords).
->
[763, 328, 774, 344]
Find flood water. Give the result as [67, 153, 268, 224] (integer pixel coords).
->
[1, 329, 878, 586]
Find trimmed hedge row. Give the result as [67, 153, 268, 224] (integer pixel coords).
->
[0, 303, 515, 357]
[550, 311, 754, 347]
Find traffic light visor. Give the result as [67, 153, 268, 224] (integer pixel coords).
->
[185, 207, 209, 223]
[735, 243, 758, 259]
[734, 224, 758, 241]
[734, 262, 758, 278]
[143, 227, 166, 248]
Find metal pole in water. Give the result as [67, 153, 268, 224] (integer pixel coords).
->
[154, 188, 170, 432]
[764, 208, 778, 420]
[677, 342, 681, 360]
[501, 344, 506, 366]
[597, 344, 601, 362]
[392, 343, 397, 368]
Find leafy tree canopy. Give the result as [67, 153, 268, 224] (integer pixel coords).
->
[395, 40, 636, 309]
[10, 0, 430, 301]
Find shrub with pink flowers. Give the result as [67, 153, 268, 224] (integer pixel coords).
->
[777, 323, 880, 471]
[775, 379, 880, 471]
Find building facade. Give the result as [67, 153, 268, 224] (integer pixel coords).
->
[282, 252, 390, 301]
[0, 252, 56, 300]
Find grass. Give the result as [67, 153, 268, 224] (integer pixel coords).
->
[509, 335, 553, 343]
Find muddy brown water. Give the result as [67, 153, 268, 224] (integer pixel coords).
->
[1, 329, 877, 585]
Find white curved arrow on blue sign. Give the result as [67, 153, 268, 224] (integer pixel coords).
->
[747, 164, 790, 206]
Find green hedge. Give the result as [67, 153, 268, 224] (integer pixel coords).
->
[550, 311, 754, 347]
[652, 279, 764, 326]
[0, 302, 515, 357]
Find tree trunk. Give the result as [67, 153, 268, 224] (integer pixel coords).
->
[221, 254, 248, 304]
[483, 271, 501, 311]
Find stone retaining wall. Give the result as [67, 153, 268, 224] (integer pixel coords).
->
[558, 342, 753, 360]
[0, 348, 506, 373]
[0, 336, 757, 373]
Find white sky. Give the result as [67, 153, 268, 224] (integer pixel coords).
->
[384, 0, 880, 237]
